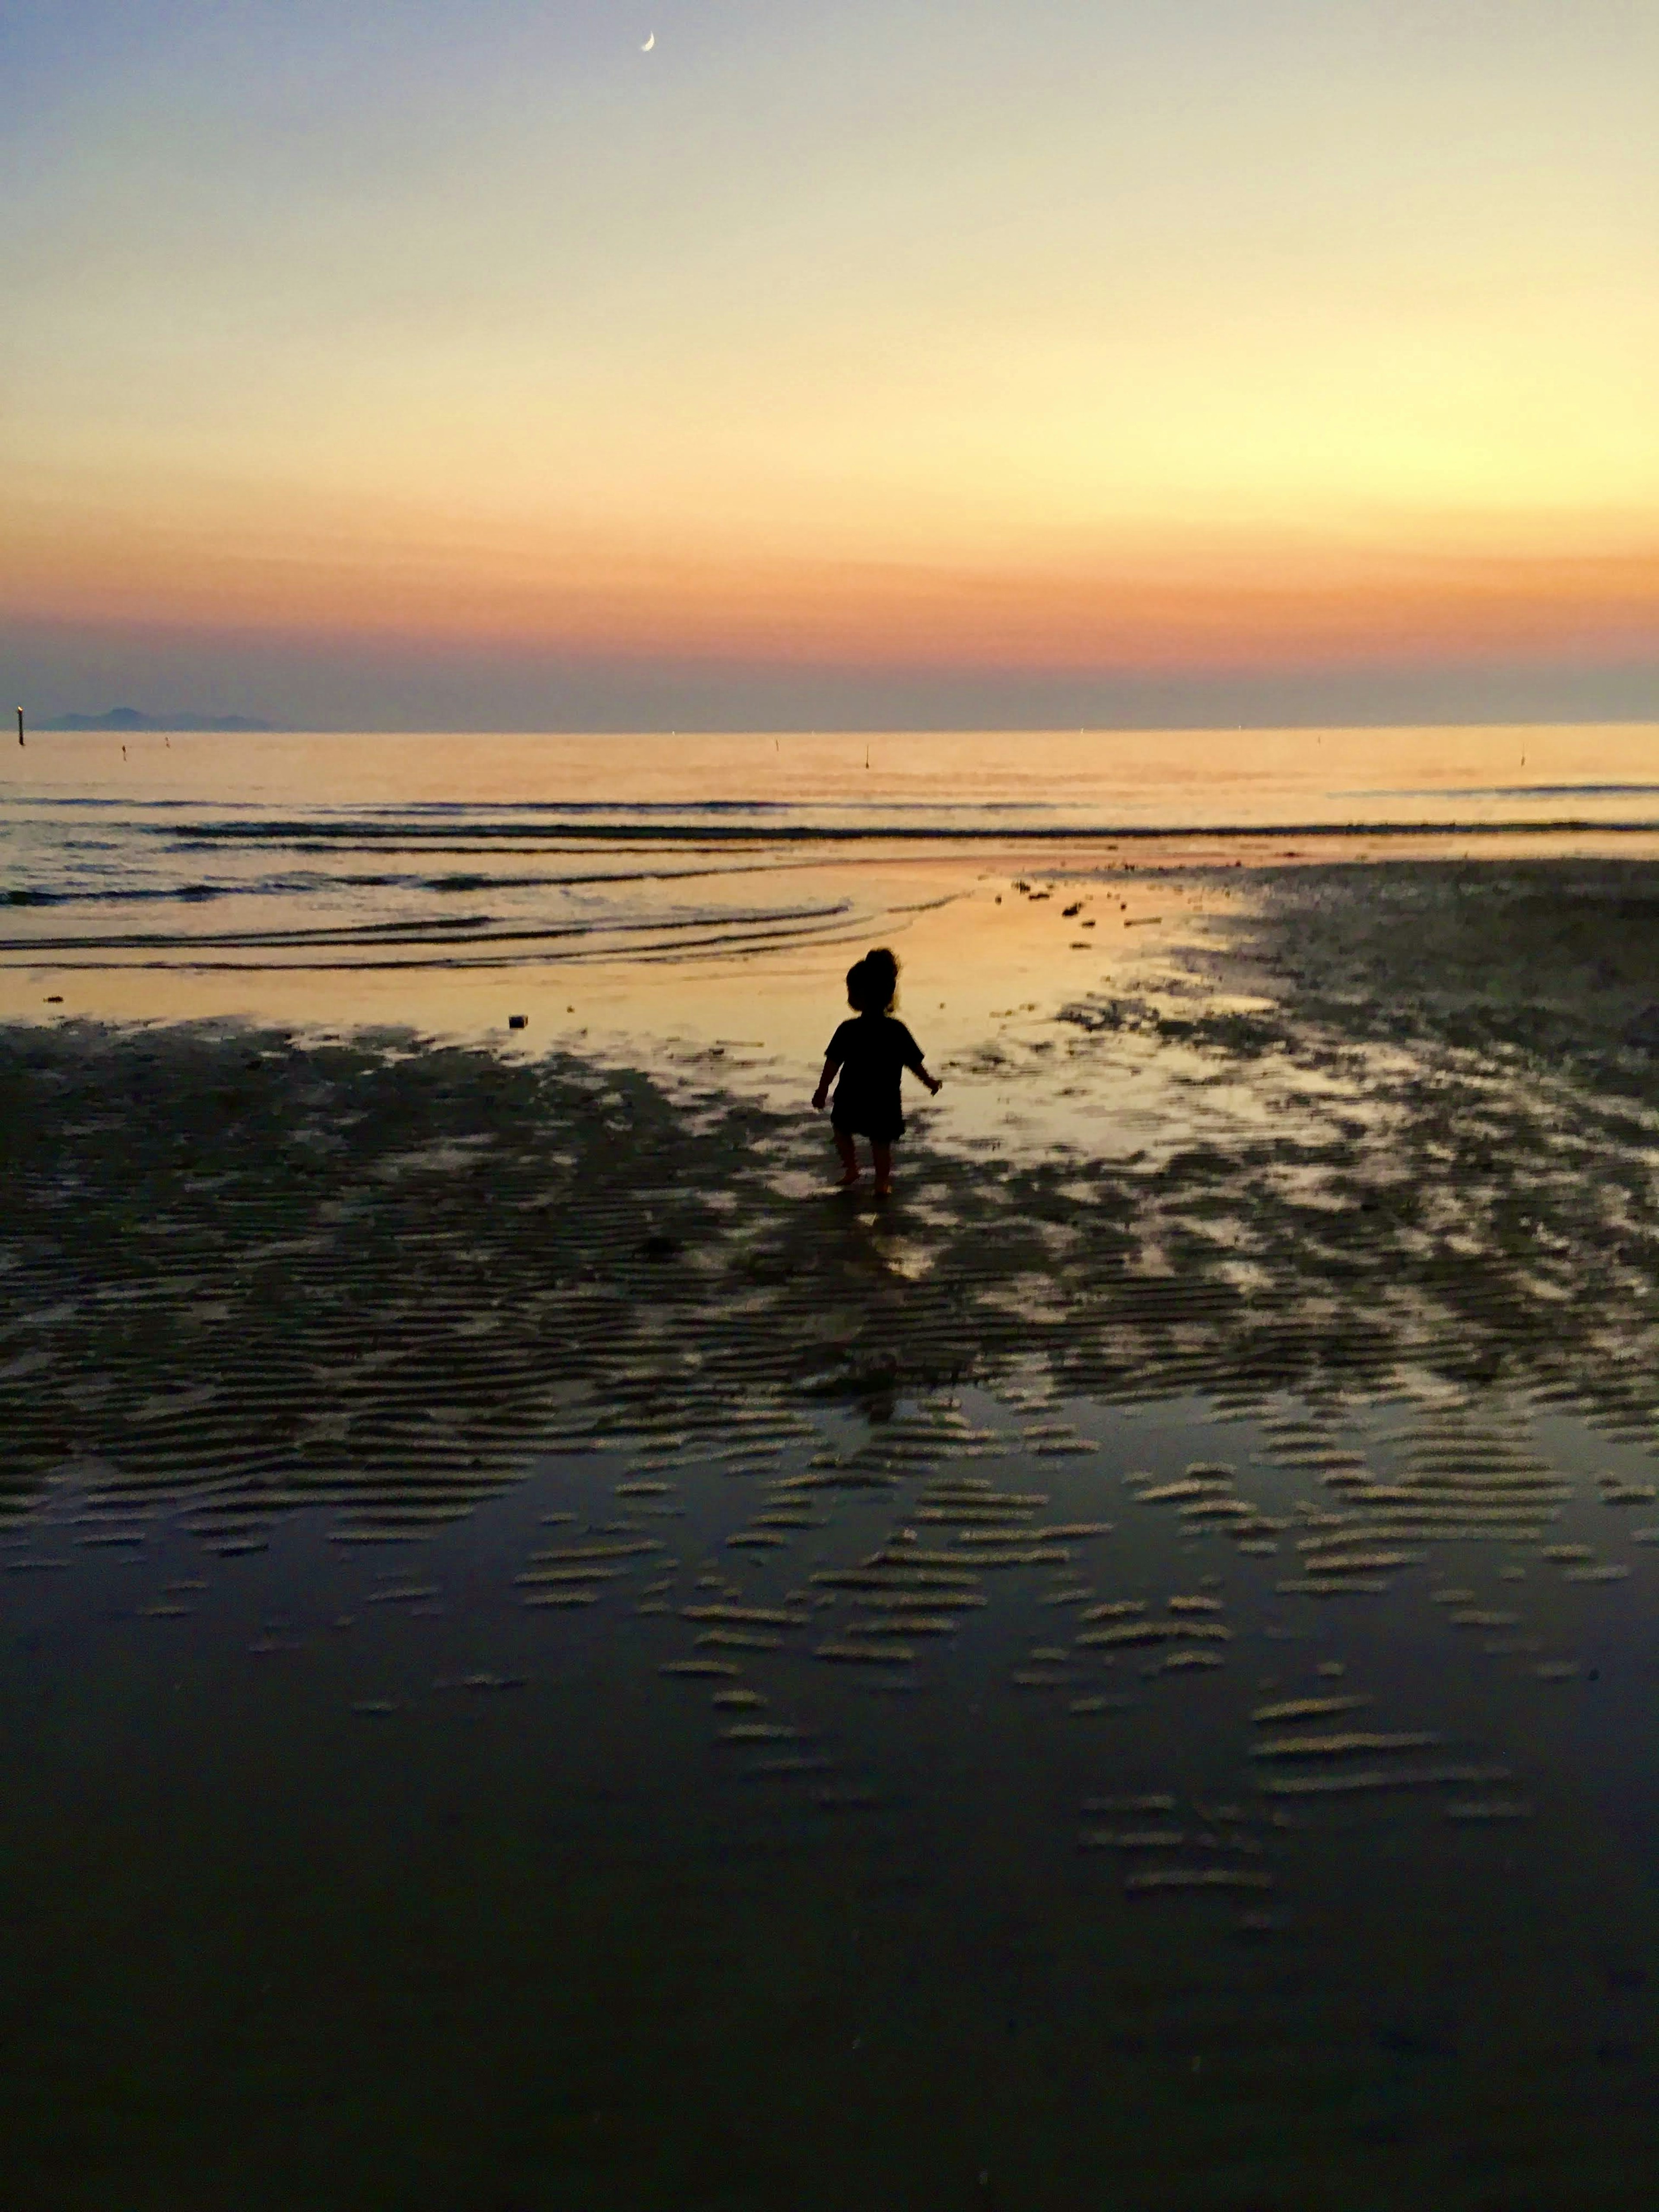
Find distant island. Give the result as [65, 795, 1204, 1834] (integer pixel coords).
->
[38, 707, 277, 733]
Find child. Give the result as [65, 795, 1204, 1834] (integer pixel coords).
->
[812, 947, 941, 1197]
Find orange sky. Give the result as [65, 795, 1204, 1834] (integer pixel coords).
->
[3, 0, 1656, 724]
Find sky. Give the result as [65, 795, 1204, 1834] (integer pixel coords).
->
[2, 0, 1655, 730]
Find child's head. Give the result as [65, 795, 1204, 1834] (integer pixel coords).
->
[846, 947, 899, 1013]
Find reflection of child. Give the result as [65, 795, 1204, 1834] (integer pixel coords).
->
[811, 947, 941, 1197]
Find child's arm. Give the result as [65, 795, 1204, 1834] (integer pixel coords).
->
[811, 1055, 841, 1112]
[903, 1031, 943, 1096]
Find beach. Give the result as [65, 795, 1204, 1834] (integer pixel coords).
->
[14, 0, 1658, 2182]
[6, 801, 1659, 2206]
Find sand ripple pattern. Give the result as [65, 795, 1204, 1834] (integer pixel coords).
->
[9, 997, 1659, 1538]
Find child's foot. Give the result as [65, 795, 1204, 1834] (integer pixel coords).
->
[873, 1178, 893, 1199]
[838, 1167, 862, 1189]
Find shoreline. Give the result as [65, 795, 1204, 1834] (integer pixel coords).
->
[11, 854, 1659, 1524]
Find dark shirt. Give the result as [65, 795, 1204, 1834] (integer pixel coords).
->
[825, 1013, 925, 1139]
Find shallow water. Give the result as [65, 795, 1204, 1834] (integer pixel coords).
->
[3, 724, 1658, 1003]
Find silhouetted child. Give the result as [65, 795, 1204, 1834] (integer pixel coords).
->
[812, 947, 941, 1197]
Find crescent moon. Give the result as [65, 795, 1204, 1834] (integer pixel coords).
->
[641, 31, 655, 49]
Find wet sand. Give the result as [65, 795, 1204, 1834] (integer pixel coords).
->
[5, 853, 1659, 2208]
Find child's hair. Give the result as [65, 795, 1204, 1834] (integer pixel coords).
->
[846, 947, 899, 1013]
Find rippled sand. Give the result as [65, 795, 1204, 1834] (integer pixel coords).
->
[5, 857, 1659, 2208]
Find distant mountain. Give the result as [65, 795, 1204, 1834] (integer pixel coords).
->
[37, 707, 276, 733]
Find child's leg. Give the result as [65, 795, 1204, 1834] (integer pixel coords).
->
[834, 1129, 861, 1185]
[871, 1140, 893, 1195]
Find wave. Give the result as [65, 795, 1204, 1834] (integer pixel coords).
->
[6, 882, 227, 907]
[1357, 782, 1659, 801]
[155, 814, 1659, 847]
[2, 861, 782, 907]
[0, 896, 870, 971]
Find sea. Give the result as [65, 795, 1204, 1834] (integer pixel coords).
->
[3, 722, 1658, 987]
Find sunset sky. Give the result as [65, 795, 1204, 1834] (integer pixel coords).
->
[3, 0, 1655, 729]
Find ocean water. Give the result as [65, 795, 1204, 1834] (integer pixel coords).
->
[3, 722, 1657, 982]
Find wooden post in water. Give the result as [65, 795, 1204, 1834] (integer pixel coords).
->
[15, 706, 22, 747]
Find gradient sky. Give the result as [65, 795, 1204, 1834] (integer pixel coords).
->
[3, 0, 1655, 728]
